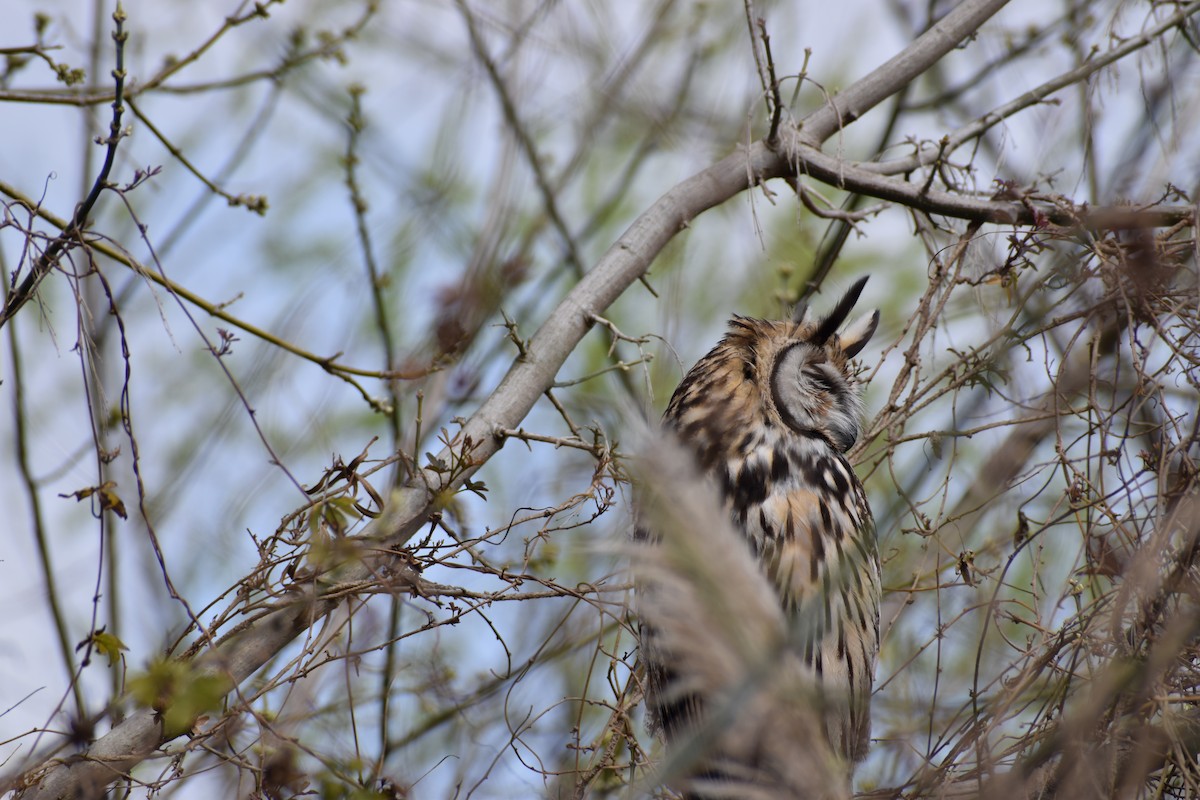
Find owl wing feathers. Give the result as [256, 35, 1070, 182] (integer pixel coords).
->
[728, 435, 881, 763]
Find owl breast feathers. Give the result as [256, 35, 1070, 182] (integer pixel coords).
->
[641, 277, 882, 779]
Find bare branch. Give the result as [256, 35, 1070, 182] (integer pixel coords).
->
[800, 0, 1013, 143]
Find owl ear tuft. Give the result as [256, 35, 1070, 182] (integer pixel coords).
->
[811, 276, 869, 345]
[839, 310, 879, 358]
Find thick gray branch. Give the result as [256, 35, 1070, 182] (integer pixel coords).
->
[801, 0, 1012, 143]
[780, 138, 1194, 227]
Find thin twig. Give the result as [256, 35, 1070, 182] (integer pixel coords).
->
[0, 5, 129, 329]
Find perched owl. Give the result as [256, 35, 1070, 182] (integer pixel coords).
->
[638, 277, 881, 795]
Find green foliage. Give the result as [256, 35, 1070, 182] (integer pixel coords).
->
[81, 629, 128, 668]
[129, 658, 234, 738]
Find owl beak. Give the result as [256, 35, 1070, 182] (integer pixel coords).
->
[811, 276, 870, 346]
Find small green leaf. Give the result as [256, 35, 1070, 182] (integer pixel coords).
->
[129, 658, 232, 737]
[92, 631, 128, 667]
[328, 496, 361, 517]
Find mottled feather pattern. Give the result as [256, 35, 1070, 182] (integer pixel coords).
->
[640, 278, 881, 784]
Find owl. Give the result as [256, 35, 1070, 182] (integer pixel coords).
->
[638, 277, 881, 794]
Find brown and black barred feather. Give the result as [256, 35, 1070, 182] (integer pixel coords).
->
[638, 277, 881, 794]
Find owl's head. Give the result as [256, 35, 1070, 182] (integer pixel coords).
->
[769, 277, 878, 452]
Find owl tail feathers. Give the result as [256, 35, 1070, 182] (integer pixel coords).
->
[631, 430, 851, 800]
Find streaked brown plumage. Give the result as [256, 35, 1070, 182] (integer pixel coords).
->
[639, 277, 881, 795]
